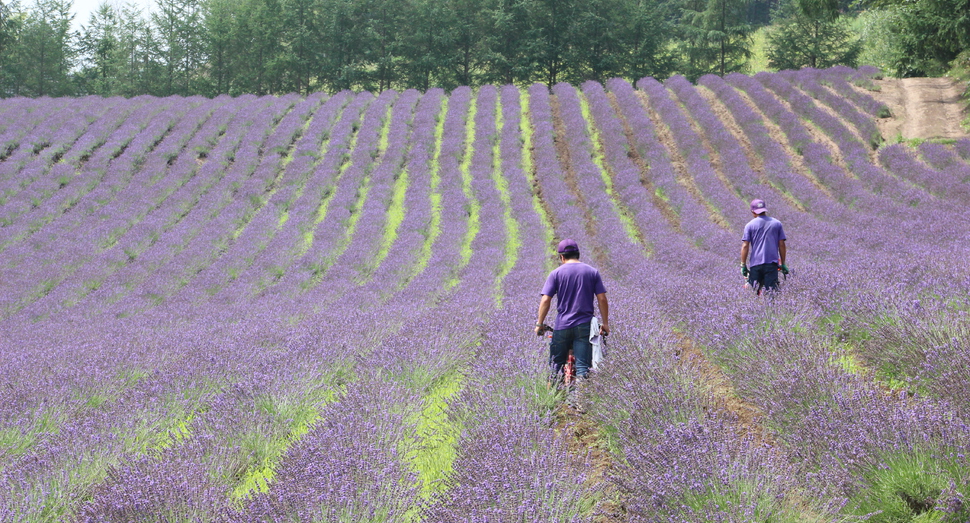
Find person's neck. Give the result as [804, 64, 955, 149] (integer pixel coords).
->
[563, 259, 581, 264]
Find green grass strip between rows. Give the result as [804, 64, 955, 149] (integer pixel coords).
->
[301, 101, 368, 255]
[407, 95, 447, 288]
[576, 91, 651, 256]
[311, 103, 394, 282]
[450, 92, 480, 288]
[519, 89, 557, 273]
[491, 90, 521, 307]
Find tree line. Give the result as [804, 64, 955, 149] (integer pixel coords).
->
[0, 0, 963, 98]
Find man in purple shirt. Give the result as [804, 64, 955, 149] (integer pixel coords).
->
[535, 239, 609, 380]
[741, 199, 788, 293]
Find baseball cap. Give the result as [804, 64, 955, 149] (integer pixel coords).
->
[557, 239, 579, 253]
[750, 199, 767, 214]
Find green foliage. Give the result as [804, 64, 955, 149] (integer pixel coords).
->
[854, 8, 905, 74]
[1, 0, 76, 96]
[949, 49, 970, 86]
[848, 449, 970, 523]
[677, 0, 753, 79]
[0, 0, 717, 96]
[401, 370, 465, 499]
[519, 371, 568, 416]
[0, 1, 13, 57]
[0, 409, 63, 460]
[893, 0, 970, 77]
[230, 396, 326, 500]
[678, 480, 817, 522]
[746, 26, 772, 73]
[856, 0, 970, 77]
[951, 52, 970, 132]
[4, 0, 945, 94]
[767, 16, 860, 70]
[623, 0, 678, 80]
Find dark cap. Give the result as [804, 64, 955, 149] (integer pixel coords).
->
[557, 239, 579, 254]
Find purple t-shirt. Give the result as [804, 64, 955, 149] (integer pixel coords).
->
[541, 262, 607, 330]
[742, 215, 786, 266]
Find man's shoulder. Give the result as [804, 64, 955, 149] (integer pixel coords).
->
[578, 263, 603, 281]
[555, 262, 599, 275]
[747, 216, 781, 227]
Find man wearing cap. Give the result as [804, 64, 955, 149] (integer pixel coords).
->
[535, 239, 609, 381]
[741, 199, 788, 293]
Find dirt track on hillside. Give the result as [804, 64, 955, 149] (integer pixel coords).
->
[870, 77, 968, 141]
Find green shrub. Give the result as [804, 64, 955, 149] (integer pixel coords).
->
[848, 449, 970, 522]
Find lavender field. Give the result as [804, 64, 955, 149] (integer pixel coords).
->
[1, 66, 970, 522]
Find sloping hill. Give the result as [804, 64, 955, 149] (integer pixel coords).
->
[2, 68, 970, 521]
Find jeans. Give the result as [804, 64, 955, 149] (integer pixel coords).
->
[550, 321, 593, 379]
[748, 262, 779, 293]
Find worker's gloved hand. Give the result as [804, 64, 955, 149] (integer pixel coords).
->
[741, 264, 749, 278]
[780, 264, 789, 275]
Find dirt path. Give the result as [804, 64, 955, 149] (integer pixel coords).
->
[635, 90, 733, 230]
[731, 86, 837, 200]
[870, 77, 968, 141]
[605, 93, 683, 233]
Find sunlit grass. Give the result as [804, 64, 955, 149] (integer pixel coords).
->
[402, 371, 465, 500]
[230, 388, 342, 502]
[307, 101, 393, 285]
[491, 89, 521, 306]
[450, 91, 480, 288]
[519, 89, 557, 272]
[405, 95, 447, 290]
[576, 89, 652, 256]
[746, 27, 773, 75]
[302, 100, 368, 255]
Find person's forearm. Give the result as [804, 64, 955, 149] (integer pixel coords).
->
[597, 294, 609, 326]
[740, 243, 749, 265]
[537, 296, 551, 325]
[779, 240, 786, 265]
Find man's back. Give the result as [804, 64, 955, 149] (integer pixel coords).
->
[742, 215, 786, 266]
[536, 239, 609, 381]
[542, 261, 605, 330]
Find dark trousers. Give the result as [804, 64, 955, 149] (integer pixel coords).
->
[748, 262, 779, 293]
[549, 321, 593, 379]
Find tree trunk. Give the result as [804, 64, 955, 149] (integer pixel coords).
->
[720, 0, 726, 76]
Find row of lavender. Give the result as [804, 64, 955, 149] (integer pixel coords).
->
[1, 66, 969, 521]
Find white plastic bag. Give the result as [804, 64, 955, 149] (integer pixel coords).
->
[590, 317, 605, 370]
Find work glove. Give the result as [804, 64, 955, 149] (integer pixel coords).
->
[780, 264, 789, 275]
[535, 324, 550, 337]
[740, 264, 749, 278]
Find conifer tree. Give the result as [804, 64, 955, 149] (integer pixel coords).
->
[767, 0, 859, 70]
[679, 0, 751, 79]
[78, 2, 119, 95]
[152, 0, 204, 95]
[13, 0, 76, 96]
